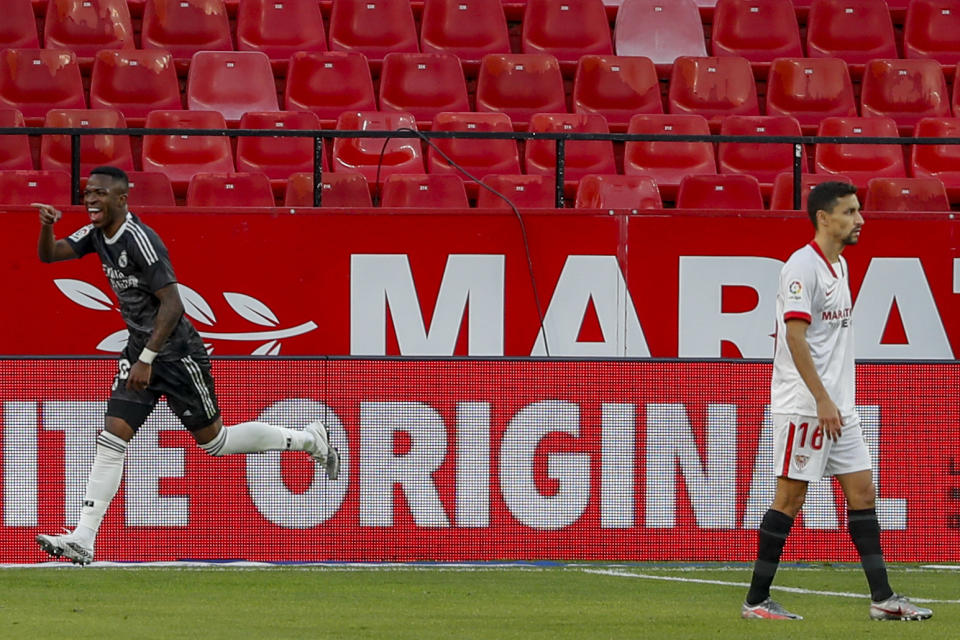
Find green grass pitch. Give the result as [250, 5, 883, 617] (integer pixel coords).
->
[2, 563, 957, 639]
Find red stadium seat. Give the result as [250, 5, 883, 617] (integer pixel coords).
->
[475, 54, 567, 129]
[806, 0, 896, 77]
[141, 0, 233, 69]
[766, 57, 858, 134]
[477, 174, 556, 208]
[572, 55, 662, 132]
[575, 174, 663, 209]
[43, 0, 134, 67]
[814, 116, 905, 189]
[284, 172, 373, 207]
[284, 51, 376, 127]
[332, 111, 424, 182]
[0, 0, 39, 50]
[710, 0, 802, 73]
[328, 0, 419, 67]
[126, 171, 176, 207]
[525, 113, 616, 185]
[676, 173, 764, 209]
[860, 59, 951, 135]
[904, 0, 960, 66]
[378, 52, 469, 127]
[186, 172, 276, 207]
[0, 109, 34, 170]
[419, 0, 510, 71]
[89, 49, 182, 127]
[236, 111, 326, 194]
[236, 0, 327, 67]
[911, 117, 960, 202]
[381, 173, 470, 208]
[141, 110, 235, 194]
[521, 0, 613, 71]
[0, 170, 71, 205]
[614, 0, 707, 71]
[668, 56, 759, 132]
[186, 51, 278, 123]
[41, 109, 134, 174]
[769, 172, 855, 210]
[427, 111, 521, 181]
[623, 113, 716, 200]
[0, 49, 85, 126]
[718, 115, 804, 190]
[864, 177, 950, 212]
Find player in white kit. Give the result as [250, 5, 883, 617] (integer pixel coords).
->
[741, 181, 932, 621]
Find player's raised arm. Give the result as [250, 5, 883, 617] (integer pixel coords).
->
[33, 202, 78, 263]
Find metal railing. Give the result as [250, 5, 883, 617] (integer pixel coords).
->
[3, 125, 957, 209]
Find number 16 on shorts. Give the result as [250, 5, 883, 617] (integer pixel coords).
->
[773, 414, 831, 482]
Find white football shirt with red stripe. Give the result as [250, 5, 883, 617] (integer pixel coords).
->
[771, 241, 857, 419]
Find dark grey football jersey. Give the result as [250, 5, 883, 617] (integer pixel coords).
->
[66, 212, 204, 359]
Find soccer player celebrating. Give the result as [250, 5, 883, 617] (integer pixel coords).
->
[741, 181, 932, 621]
[32, 166, 340, 565]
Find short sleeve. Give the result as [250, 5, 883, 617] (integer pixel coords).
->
[64, 224, 96, 257]
[138, 241, 177, 293]
[780, 257, 815, 323]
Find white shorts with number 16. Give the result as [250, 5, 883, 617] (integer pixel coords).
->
[772, 413, 872, 482]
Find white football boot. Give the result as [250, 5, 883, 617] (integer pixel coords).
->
[305, 420, 340, 481]
[35, 531, 94, 565]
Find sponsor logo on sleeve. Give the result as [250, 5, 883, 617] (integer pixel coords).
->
[787, 280, 803, 300]
[68, 225, 93, 242]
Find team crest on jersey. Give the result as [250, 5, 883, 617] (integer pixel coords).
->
[118, 250, 128, 268]
[794, 454, 810, 470]
[69, 224, 93, 242]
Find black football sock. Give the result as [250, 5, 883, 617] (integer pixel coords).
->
[745, 509, 794, 605]
[848, 508, 894, 602]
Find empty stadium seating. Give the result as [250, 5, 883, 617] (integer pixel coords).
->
[477, 174, 556, 208]
[0, 109, 34, 170]
[910, 116, 960, 202]
[186, 51, 279, 123]
[904, 0, 960, 66]
[235, 111, 326, 192]
[814, 116, 906, 188]
[860, 59, 951, 134]
[141, 0, 233, 68]
[236, 0, 327, 67]
[525, 113, 616, 186]
[40, 109, 134, 174]
[710, 0, 802, 71]
[332, 110, 424, 182]
[572, 55, 662, 132]
[668, 56, 759, 131]
[141, 110, 235, 193]
[623, 113, 716, 200]
[574, 174, 663, 209]
[806, 0, 897, 76]
[185, 172, 276, 207]
[427, 111, 521, 181]
[0, 0, 40, 50]
[284, 51, 376, 127]
[521, 0, 613, 70]
[419, 0, 510, 70]
[89, 49, 182, 127]
[864, 176, 951, 212]
[614, 0, 707, 71]
[718, 115, 804, 190]
[0, 170, 72, 205]
[0, 49, 86, 126]
[126, 170, 176, 207]
[328, 0, 419, 67]
[43, 0, 135, 67]
[475, 54, 567, 129]
[284, 171, 373, 207]
[381, 173, 470, 208]
[675, 173, 765, 209]
[766, 57, 858, 134]
[378, 52, 470, 126]
[769, 172, 855, 210]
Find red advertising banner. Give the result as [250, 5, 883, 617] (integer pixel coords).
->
[1, 207, 957, 359]
[1, 358, 958, 563]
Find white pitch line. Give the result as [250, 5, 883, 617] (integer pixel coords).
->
[579, 568, 960, 604]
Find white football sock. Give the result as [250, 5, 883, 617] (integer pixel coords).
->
[74, 431, 128, 546]
[199, 421, 318, 456]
